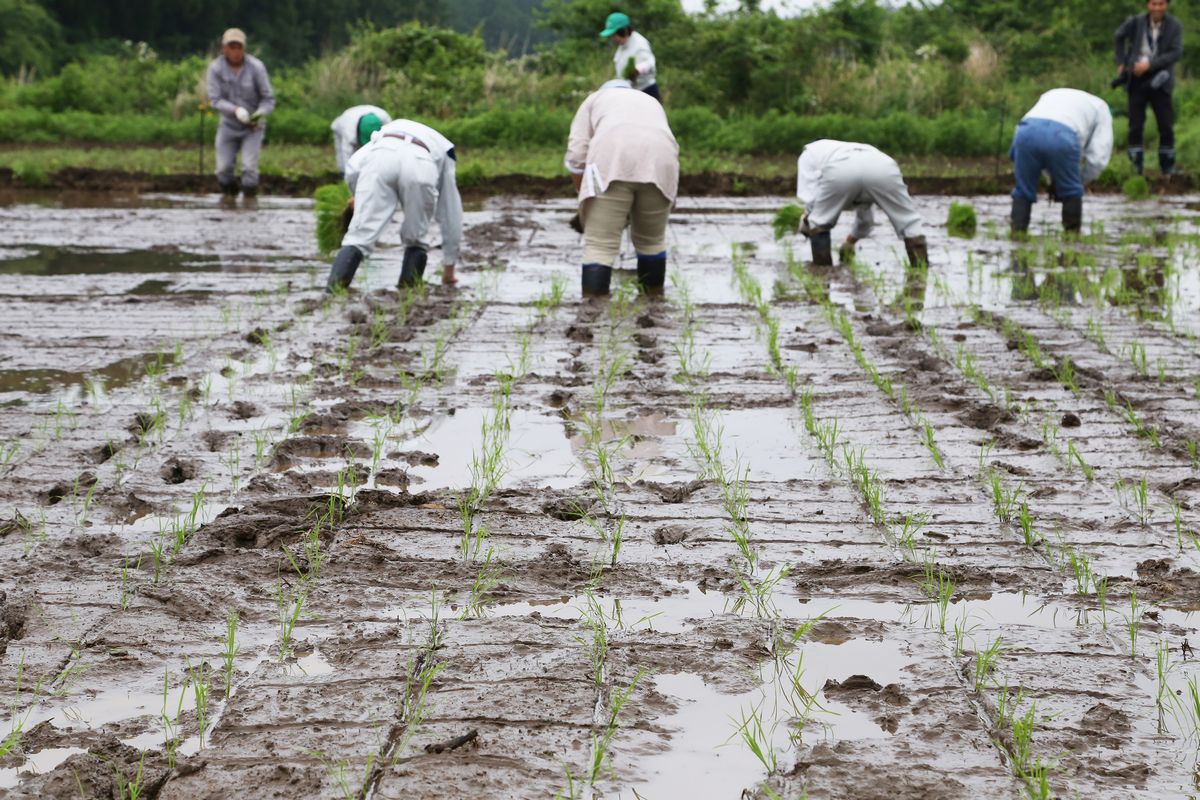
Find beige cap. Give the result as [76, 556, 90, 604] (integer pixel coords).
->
[221, 28, 246, 46]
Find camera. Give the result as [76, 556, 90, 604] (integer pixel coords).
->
[1110, 71, 1129, 89]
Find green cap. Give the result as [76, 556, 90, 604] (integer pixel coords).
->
[600, 12, 631, 38]
[357, 113, 384, 146]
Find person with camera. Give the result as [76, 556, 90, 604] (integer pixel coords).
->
[1114, 0, 1183, 175]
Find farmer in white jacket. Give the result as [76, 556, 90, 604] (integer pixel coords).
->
[795, 140, 926, 268]
[326, 119, 463, 292]
[565, 80, 678, 296]
[601, 12, 660, 102]
[1010, 88, 1113, 235]
[330, 105, 391, 174]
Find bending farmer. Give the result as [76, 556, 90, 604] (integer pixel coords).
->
[327, 119, 462, 292]
[1010, 89, 1112, 236]
[565, 80, 679, 297]
[1114, 0, 1182, 174]
[795, 140, 926, 268]
[331, 105, 392, 174]
[206, 28, 275, 197]
[601, 13, 660, 102]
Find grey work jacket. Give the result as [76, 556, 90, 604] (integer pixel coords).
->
[206, 54, 276, 128]
[1115, 14, 1183, 92]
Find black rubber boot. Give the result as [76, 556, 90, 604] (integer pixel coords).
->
[636, 252, 667, 294]
[904, 236, 929, 269]
[1130, 149, 1145, 175]
[242, 185, 258, 198]
[581, 263, 612, 297]
[810, 231, 833, 267]
[326, 245, 364, 293]
[219, 181, 238, 198]
[398, 247, 427, 289]
[1160, 149, 1176, 176]
[1010, 197, 1033, 237]
[1061, 197, 1083, 234]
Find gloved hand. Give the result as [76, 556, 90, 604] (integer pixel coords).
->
[623, 57, 638, 81]
[235, 107, 251, 125]
[799, 212, 814, 239]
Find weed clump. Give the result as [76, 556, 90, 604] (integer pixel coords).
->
[1122, 175, 1151, 201]
[772, 203, 804, 240]
[314, 182, 352, 256]
[946, 202, 977, 237]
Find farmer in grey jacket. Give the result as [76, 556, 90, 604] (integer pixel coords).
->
[206, 28, 276, 196]
[1115, 0, 1183, 174]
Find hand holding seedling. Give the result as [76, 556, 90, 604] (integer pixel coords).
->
[623, 57, 638, 80]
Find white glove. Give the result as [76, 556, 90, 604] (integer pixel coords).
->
[235, 107, 251, 124]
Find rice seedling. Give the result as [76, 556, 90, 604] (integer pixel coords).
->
[186, 659, 211, 747]
[1181, 674, 1200, 739]
[1127, 589, 1143, 659]
[1053, 355, 1080, 395]
[1067, 549, 1092, 595]
[731, 701, 778, 775]
[588, 668, 647, 786]
[988, 471, 1022, 522]
[917, 553, 955, 632]
[575, 592, 611, 687]
[112, 751, 147, 800]
[459, 547, 503, 619]
[1123, 339, 1149, 377]
[972, 637, 1004, 692]
[732, 564, 791, 619]
[1093, 574, 1109, 626]
[921, 421, 945, 469]
[1188, 439, 1200, 469]
[118, 555, 140, 610]
[275, 580, 308, 660]
[1066, 440, 1094, 481]
[392, 650, 446, 761]
[159, 669, 184, 768]
[220, 610, 240, 697]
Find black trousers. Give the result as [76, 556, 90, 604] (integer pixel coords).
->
[641, 83, 661, 103]
[1127, 78, 1175, 154]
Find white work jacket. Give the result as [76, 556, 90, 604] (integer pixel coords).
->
[613, 32, 657, 91]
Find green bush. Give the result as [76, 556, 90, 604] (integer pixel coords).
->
[946, 202, 977, 237]
[1122, 175, 1151, 201]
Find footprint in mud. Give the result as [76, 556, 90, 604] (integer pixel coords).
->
[42, 472, 96, 505]
[159, 456, 199, 484]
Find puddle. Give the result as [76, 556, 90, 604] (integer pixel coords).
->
[0, 350, 175, 395]
[0, 246, 221, 275]
[283, 648, 335, 677]
[404, 407, 584, 491]
[0, 746, 87, 789]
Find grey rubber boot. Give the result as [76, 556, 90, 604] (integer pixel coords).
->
[1061, 197, 1083, 234]
[1130, 149, 1145, 175]
[581, 263, 612, 297]
[1010, 196, 1033, 236]
[242, 185, 258, 198]
[398, 247, 427, 289]
[810, 231, 833, 266]
[636, 252, 667, 294]
[1160, 149, 1176, 175]
[326, 245, 364, 293]
[904, 236, 929, 269]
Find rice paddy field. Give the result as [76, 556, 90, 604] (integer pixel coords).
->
[2, 189, 1200, 798]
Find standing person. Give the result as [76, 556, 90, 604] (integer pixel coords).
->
[794, 140, 927, 268]
[600, 13, 660, 102]
[206, 28, 275, 197]
[330, 105, 392, 174]
[326, 119, 462, 292]
[1009, 89, 1113, 236]
[1115, 0, 1183, 175]
[566, 80, 678, 297]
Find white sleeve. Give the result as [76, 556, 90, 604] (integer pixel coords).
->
[636, 41, 656, 74]
[1081, 105, 1114, 184]
[436, 157, 463, 265]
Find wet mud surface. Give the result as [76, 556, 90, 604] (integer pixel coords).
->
[1, 190, 1200, 798]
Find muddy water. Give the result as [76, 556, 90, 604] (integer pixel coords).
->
[1, 190, 1200, 798]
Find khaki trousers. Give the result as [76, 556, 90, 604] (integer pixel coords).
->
[581, 180, 670, 265]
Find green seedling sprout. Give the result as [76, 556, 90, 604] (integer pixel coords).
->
[1127, 589, 1142, 660]
[221, 610, 240, 697]
[972, 637, 1004, 692]
[186, 659, 211, 748]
